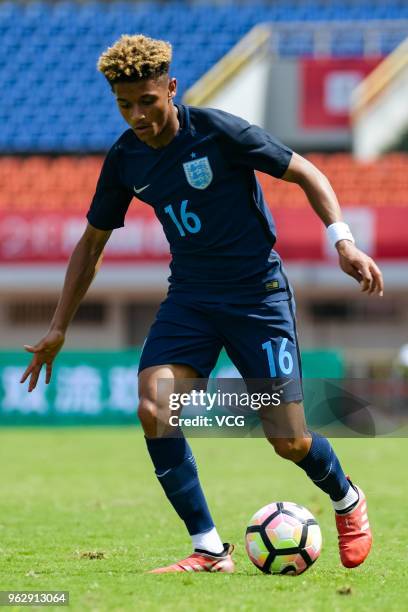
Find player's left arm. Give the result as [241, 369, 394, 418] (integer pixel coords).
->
[282, 152, 384, 296]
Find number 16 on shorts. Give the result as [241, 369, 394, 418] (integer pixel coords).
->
[262, 338, 295, 377]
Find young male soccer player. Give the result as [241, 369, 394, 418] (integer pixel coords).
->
[21, 35, 383, 573]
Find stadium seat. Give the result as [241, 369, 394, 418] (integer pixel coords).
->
[0, 0, 407, 152]
[1, 154, 407, 212]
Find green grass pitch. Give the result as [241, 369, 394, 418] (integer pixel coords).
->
[0, 428, 407, 611]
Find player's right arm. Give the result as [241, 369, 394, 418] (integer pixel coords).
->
[20, 223, 112, 392]
[21, 136, 133, 392]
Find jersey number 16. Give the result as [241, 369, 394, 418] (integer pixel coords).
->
[164, 200, 202, 237]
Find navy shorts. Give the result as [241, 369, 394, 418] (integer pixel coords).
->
[138, 295, 303, 403]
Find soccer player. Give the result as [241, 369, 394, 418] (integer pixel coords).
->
[21, 35, 383, 573]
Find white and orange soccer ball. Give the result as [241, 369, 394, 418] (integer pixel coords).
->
[245, 502, 322, 575]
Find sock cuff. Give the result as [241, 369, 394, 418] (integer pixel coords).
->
[297, 431, 327, 466]
[297, 431, 335, 484]
[145, 433, 191, 472]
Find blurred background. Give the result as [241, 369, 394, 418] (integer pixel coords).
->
[0, 0, 407, 423]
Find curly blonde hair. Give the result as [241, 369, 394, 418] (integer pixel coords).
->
[97, 34, 172, 84]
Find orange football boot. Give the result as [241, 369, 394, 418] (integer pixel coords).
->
[335, 480, 372, 568]
[148, 543, 235, 574]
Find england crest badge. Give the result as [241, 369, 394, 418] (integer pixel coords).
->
[183, 156, 213, 190]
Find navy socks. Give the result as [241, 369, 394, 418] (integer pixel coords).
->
[145, 434, 214, 536]
[296, 431, 350, 502]
[145, 434, 189, 472]
[146, 430, 352, 538]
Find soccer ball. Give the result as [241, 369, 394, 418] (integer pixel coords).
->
[245, 501, 322, 575]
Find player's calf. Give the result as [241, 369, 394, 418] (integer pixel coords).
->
[139, 364, 226, 563]
[268, 436, 311, 462]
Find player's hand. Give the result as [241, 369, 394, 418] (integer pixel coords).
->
[336, 240, 384, 296]
[20, 330, 65, 392]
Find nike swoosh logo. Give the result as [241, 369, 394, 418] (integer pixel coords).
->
[133, 184, 150, 194]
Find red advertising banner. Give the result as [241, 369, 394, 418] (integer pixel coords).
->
[0, 207, 407, 264]
[0, 212, 170, 264]
[300, 57, 383, 128]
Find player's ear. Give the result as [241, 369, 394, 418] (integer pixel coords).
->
[168, 77, 177, 100]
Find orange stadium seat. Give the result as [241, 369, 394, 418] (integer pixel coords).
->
[1, 154, 408, 212]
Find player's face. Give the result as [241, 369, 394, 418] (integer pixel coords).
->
[113, 76, 178, 148]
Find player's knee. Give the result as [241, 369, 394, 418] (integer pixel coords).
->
[137, 396, 159, 429]
[270, 437, 309, 462]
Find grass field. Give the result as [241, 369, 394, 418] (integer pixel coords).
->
[0, 428, 407, 611]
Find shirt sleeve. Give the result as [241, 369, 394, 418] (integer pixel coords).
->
[86, 144, 133, 230]
[213, 110, 293, 178]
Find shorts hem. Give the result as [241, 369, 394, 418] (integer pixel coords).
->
[138, 359, 208, 379]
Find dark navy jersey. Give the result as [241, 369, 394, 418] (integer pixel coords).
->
[87, 104, 294, 302]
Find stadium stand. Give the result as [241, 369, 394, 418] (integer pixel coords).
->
[1, 0, 407, 152]
[1, 154, 407, 211]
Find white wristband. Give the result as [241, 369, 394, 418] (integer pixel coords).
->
[326, 222, 355, 248]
